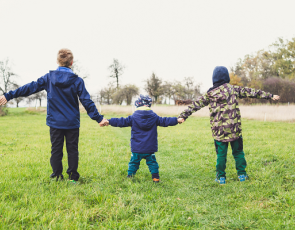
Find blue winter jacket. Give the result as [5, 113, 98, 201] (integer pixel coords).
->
[4, 67, 103, 129]
[109, 109, 178, 153]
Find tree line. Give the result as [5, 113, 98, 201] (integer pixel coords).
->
[98, 59, 201, 105]
[1, 36, 294, 115]
[0, 58, 201, 115]
[230, 37, 295, 103]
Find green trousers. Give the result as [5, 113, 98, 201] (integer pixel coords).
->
[214, 136, 247, 179]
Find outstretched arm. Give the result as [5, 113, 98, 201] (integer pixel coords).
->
[0, 75, 47, 105]
[178, 95, 210, 120]
[157, 116, 178, 127]
[234, 85, 279, 100]
[77, 79, 104, 123]
[108, 116, 132, 127]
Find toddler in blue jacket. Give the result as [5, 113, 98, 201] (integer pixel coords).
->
[0, 49, 106, 182]
[100, 95, 183, 182]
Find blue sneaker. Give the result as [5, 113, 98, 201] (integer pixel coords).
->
[238, 175, 248, 182]
[215, 177, 226, 185]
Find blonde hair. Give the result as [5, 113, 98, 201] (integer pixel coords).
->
[57, 48, 73, 67]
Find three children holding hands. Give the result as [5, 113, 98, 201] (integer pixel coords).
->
[0, 49, 280, 184]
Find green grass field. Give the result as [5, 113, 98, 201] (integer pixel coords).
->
[1, 108, 295, 229]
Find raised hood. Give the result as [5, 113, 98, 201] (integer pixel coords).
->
[132, 110, 158, 130]
[50, 71, 78, 88]
[212, 66, 230, 85]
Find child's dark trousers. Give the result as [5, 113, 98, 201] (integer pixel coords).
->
[214, 136, 247, 179]
[128, 153, 159, 178]
[50, 127, 80, 181]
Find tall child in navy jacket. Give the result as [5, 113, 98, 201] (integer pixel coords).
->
[0, 49, 106, 182]
[100, 95, 184, 182]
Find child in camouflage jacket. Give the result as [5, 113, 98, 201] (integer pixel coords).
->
[178, 66, 280, 184]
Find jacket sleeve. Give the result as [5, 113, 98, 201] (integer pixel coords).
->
[234, 86, 273, 99]
[4, 75, 47, 101]
[77, 79, 104, 123]
[157, 116, 178, 127]
[109, 116, 132, 127]
[178, 94, 210, 120]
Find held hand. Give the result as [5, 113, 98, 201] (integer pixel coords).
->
[99, 119, 107, 127]
[272, 95, 280, 101]
[0, 96, 7, 106]
[99, 118, 109, 127]
[178, 118, 185, 124]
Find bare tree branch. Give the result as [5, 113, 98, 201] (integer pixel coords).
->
[108, 59, 125, 89]
[71, 60, 89, 80]
[0, 58, 16, 94]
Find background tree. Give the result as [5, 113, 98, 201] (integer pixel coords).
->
[99, 82, 116, 105]
[98, 89, 105, 105]
[124, 84, 139, 105]
[0, 58, 16, 115]
[270, 38, 295, 79]
[0, 58, 16, 95]
[26, 95, 35, 107]
[229, 73, 243, 86]
[230, 36, 295, 103]
[183, 77, 201, 100]
[183, 77, 194, 100]
[171, 82, 186, 101]
[112, 87, 125, 105]
[108, 59, 125, 89]
[144, 72, 163, 103]
[34, 91, 46, 107]
[263, 77, 295, 103]
[11, 83, 25, 107]
[27, 91, 46, 107]
[71, 60, 89, 80]
[231, 37, 295, 82]
[193, 82, 202, 99]
[112, 84, 139, 105]
[162, 81, 174, 104]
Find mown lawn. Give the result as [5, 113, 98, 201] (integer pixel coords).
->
[0, 108, 295, 229]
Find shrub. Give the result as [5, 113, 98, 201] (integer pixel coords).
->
[0, 106, 8, 116]
[263, 77, 295, 103]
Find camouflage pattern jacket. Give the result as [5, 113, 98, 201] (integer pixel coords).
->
[178, 83, 273, 142]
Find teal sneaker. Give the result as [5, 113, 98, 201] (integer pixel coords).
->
[215, 177, 226, 185]
[238, 175, 248, 182]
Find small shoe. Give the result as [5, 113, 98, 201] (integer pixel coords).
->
[50, 173, 64, 181]
[50, 173, 56, 178]
[153, 178, 160, 183]
[127, 175, 133, 178]
[238, 175, 248, 182]
[215, 177, 226, 185]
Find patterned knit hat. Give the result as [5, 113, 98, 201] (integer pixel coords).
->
[134, 94, 152, 108]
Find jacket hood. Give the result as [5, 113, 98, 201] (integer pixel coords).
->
[212, 66, 230, 84]
[132, 110, 158, 130]
[49, 71, 78, 88]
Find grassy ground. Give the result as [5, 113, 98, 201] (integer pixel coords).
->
[0, 108, 295, 229]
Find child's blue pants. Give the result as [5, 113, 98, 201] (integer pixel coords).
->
[128, 153, 159, 176]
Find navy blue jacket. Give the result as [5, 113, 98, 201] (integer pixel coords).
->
[4, 67, 103, 129]
[109, 110, 178, 153]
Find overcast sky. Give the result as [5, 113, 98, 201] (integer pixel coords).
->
[1, 0, 295, 97]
